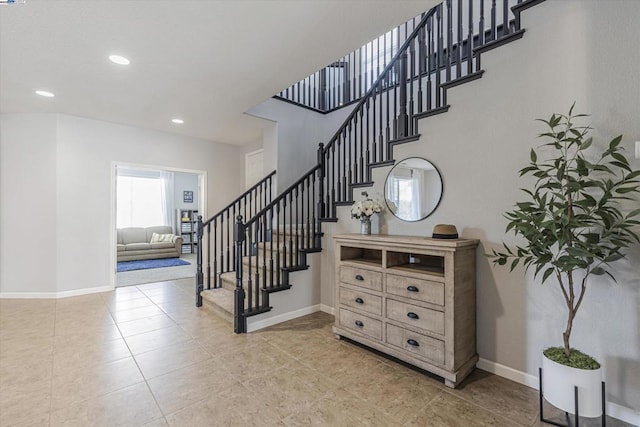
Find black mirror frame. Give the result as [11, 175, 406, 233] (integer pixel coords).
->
[384, 157, 444, 222]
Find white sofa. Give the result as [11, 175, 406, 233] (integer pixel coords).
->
[117, 226, 183, 262]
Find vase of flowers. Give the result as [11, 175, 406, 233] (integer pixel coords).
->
[351, 191, 384, 235]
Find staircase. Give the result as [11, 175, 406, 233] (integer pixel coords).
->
[196, 0, 546, 333]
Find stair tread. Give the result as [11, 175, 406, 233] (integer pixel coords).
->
[200, 288, 234, 323]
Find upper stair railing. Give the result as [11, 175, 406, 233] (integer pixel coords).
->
[195, 170, 275, 306]
[203, 0, 543, 332]
[276, 0, 527, 114]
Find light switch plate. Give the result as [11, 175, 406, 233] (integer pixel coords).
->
[636, 141, 640, 159]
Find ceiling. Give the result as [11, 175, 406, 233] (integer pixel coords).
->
[0, 0, 438, 145]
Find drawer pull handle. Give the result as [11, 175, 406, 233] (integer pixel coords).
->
[407, 339, 420, 347]
[407, 312, 420, 320]
[355, 274, 364, 281]
[407, 285, 419, 292]
[354, 297, 364, 304]
[355, 320, 364, 327]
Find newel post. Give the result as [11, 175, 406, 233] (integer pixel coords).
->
[316, 142, 325, 247]
[195, 215, 204, 307]
[397, 52, 409, 138]
[233, 215, 247, 333]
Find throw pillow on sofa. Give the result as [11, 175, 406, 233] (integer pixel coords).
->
[150, 232, 174, 243]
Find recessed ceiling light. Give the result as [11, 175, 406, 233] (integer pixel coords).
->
[109, 55, 130, 65]
[171, 118, 184, 124]
[35, 90, 55, 98]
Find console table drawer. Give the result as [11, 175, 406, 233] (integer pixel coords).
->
[339, 308, 382, 340]
[386, 299, 444, 335]
[386, 274, 444, 306]
[339, 266, 382, 291]
[339, 287, 382, 316]
[386, 323, 445, 365]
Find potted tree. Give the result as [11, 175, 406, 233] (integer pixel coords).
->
[490, 104, 640, 417]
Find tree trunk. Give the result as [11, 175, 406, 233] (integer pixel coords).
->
[562, 309, 575, 360]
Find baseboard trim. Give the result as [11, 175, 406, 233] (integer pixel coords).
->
[477, 358, 639, 425]
[246, 304, 321, 332]
[0, 285, 114, 299]
[320, 304, 335, 315]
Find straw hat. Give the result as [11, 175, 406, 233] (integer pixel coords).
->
[432, 224, 458, 239]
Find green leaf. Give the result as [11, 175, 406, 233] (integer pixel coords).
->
[609, 135, 623, 149]
[530, 149, 537, 163]
[591, 267, 605, 275]
[542, 267, 555, 283]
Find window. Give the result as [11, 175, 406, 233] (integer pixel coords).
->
[117, 175, 165, 228]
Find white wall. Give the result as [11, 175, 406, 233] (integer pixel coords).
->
[0, 114, 58, 294]
[320, 0, 640, 417]
[248, 98, 354, 190]
[174, 171, 199, 212]
[0, 113, 244, 295]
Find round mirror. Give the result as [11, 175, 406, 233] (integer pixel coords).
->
[384, 157, 443, 222]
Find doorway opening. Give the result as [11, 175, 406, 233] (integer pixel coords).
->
[111, 162, 206, 288]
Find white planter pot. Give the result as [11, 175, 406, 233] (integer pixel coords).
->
[542, 353, 603, 417]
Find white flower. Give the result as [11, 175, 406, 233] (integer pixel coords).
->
[350, 191, 384, 220]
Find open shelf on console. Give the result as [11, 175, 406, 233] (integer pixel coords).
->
[387, 251, 445, 277]
[340, 246, 383, 267]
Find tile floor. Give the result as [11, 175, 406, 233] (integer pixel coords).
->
[0, 278, 633, 427]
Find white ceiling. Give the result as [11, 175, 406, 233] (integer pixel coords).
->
[0, 0, 438, 145]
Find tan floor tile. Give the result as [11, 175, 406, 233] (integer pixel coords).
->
[447, 368, 540, 425]
[52, 321, 122, 343]
[124, 324, 192, 355]
[51, 356, 144, 410]
[134, 339, 212, 379]
[147, 359, 240, 414]
[117, 313, 176, 337]
[106, 296, 156, 312]
[52, 337, 131, 376]
[405, 391, 519, 427]
[0, 334, 54, 363]
[50, 382, 162, 427]
[1, 295, 633, 427]
[55, 294, 106, 312]
[165, 396, 248, 427]
[0, 411, 51, 427]
[112, 305, 164, 323]
[142, 417, 170, 427]
[0, 378, 52, 427]
[0, 356, 53, 388]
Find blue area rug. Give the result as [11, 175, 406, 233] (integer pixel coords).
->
[117, 258, 191, 273]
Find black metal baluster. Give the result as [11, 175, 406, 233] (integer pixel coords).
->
[206, 224, 211, 289]
[436, 4, 443, 108]
[409, 38, 415, 135]
[288, 193, 293, 267]
[233, 216, 245, 333]
[502, 0, 510, 36]
[282, 196, 288, 271]
[491, 0, 497, 42]
[342, 129, 347, 199]
[295, 186, 299, 263]
[347, 123, 353, 190]
[372, 91, 377, 164]
[359, 107, 364, 182]
[247, 226, 253, 312]
[254, 221, 260, 308]
[456, 0, 462, 78]
[365, 99, 371, 179]
[379, 81, 384, 161]
[275, 203, 281, 287]
[446, 0, 453, 84]
[304, 176, 310, 249]
[467, 0, 474, 74]
[260, 213, 265, 294]
[269, 209, 274, 289]
[213, 218, 218, 287]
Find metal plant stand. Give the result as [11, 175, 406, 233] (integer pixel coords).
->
[538, 367, 606, 427]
